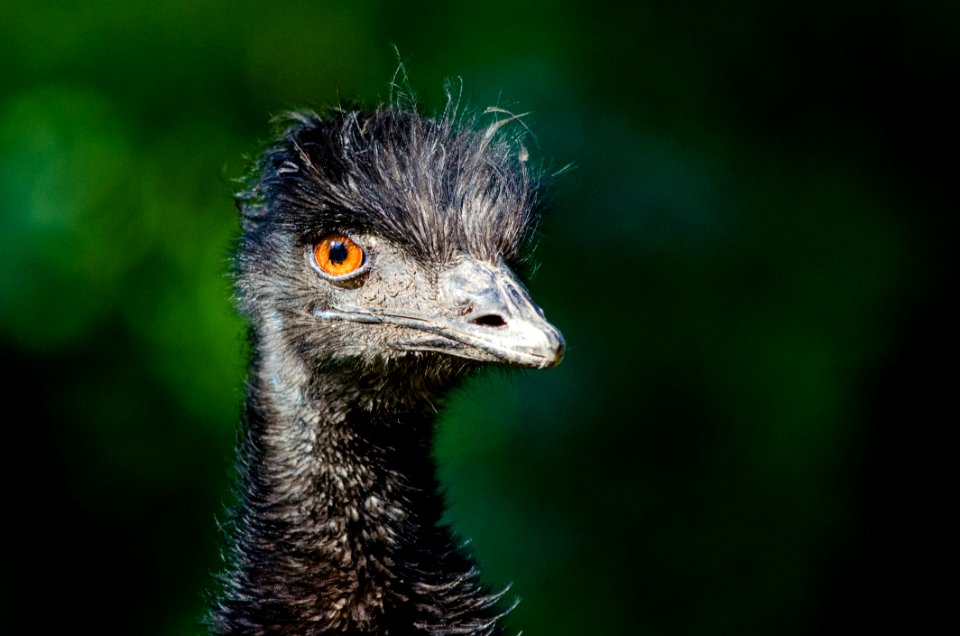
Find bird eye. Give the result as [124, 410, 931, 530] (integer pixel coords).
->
[313, 234, 365, 278]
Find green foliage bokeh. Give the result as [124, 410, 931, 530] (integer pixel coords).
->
[1, 1, 954, 634]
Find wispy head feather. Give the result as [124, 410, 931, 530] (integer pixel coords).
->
[237, 95, 543, 272]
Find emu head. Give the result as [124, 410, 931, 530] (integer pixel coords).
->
[235, 107, 564, 379]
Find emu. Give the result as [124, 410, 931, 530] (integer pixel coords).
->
[208, 97, 564, 635]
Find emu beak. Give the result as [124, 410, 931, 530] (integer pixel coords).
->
[434, 259, 565, 369]
[314, 259, 565, 369]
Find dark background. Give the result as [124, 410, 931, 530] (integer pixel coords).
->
[1, 2, 955, 634]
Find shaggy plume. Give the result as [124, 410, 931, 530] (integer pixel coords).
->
[238, 105, 541, 267]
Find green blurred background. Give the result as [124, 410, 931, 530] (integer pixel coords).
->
[2, 1, 955, 634]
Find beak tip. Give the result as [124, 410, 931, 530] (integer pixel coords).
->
[550, 337, 566, 368]
[534, 326, 565, 369]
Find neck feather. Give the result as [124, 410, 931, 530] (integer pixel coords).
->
[209, 342, 508, 635]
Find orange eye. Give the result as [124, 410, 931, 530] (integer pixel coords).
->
[313, 234, 365, 277]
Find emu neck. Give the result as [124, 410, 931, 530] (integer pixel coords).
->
[245, 350, 446, 582]
[212, 344, 505, 635]
[253, 353, 444, 524]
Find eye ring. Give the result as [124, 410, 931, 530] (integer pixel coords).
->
[312, 233, 366, 279]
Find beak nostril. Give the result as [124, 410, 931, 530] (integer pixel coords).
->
[471, 314, 507, 328]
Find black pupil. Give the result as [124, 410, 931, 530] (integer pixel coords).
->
[328, 241, 349, 264]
